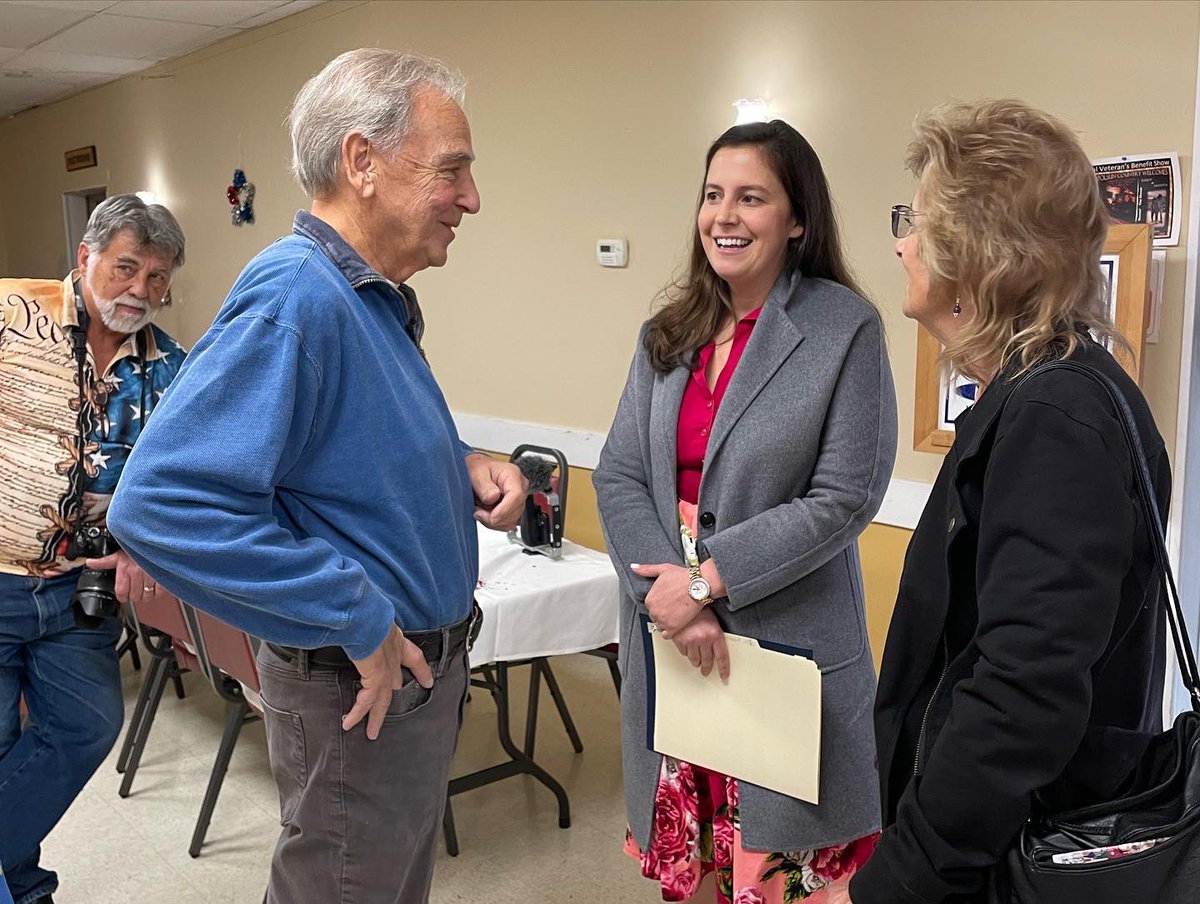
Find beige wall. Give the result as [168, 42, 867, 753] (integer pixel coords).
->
[0, 0, 1197, 485]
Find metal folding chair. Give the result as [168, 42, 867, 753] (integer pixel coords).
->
[117, 595, 199, 798]
[179, 604, 263, 858]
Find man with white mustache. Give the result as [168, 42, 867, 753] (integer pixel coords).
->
[92, 287, 156, 334]
[0, 194, 186, 904]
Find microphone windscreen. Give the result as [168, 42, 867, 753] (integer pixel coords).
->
[515, 454, 555, 493]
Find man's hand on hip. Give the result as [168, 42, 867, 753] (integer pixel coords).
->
[344, 626, 435, 740]
[466, 453, 528, 530]
[87, 549, 178, 608]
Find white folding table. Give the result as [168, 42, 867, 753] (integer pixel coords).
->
[443, 525, 620, 854]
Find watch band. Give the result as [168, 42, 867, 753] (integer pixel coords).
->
[680, 520, 713, 606]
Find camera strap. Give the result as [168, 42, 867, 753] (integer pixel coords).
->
[67, 281, 91, 527]
[64, 284, 149, 525]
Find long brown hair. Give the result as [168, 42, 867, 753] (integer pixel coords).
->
[643, 120, 865, 373]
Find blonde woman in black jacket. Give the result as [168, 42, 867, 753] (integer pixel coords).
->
[819, 99, 1170, 904]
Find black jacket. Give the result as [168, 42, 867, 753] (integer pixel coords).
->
[851, 339, 1170, 904]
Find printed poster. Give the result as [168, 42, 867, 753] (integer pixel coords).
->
[1093, 153, 1180, 246]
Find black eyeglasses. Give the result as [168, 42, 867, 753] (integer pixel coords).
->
[891, 204, 921, 239]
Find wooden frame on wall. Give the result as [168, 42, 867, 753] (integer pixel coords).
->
[63, 145, 97, 172]
[913, 222, 1153, 454]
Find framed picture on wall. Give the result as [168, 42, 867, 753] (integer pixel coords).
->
[912, 222, 1152, 454]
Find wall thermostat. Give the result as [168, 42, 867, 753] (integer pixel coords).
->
[596, 238, 627, 268]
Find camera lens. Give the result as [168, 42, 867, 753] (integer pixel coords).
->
[71, 568, 121, 625]
[69, 526, 122, 625]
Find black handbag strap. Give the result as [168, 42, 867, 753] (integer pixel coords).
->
[1004, 358, 1200, 712]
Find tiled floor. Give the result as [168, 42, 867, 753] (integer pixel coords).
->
[40, 652, 665, 903]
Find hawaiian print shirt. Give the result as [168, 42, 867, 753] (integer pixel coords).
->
[0, 273, 186, 576]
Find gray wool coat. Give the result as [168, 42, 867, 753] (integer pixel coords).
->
[593, 271, 898, 853]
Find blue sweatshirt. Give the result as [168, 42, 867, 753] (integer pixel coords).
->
[109, 211, 478, 659]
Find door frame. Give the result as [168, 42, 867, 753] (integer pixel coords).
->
[1165, 27, 1200, 720]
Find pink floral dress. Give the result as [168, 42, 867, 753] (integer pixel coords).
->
[624, 758, 877, 902]
[624, 499, 879, 902]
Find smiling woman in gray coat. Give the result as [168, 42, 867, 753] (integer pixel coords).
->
[594, 120, 898, 901]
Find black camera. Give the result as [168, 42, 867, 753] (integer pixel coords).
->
[66, 524, 122, 624]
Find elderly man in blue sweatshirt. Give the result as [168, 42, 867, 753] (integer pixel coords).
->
[108, 49, 525, 904]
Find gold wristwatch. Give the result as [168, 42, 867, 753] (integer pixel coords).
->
[687, 565, 713, 606]
[681, 522, 713, 606]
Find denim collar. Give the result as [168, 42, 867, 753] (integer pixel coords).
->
[292, 209, 425, 348]
[292, 209, 385, 288]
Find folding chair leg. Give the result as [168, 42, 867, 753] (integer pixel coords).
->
[539, 659, 583, 753]
[172, 672, 187, 700]
[442, 798, 459, 857]
[116, 654, 165, 774]
[116, 622, 141, 671]
[189, 699, 251, 858]
[118, 656, 170, 796]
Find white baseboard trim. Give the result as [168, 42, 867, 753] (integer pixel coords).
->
[453, 411, 932, 531]
[453, 412, 608, 470]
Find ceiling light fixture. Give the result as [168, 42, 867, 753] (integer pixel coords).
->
[732, 98, 768, 125]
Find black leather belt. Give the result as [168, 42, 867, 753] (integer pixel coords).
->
[267, 602, 481, 670]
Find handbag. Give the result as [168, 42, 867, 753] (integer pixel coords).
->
[991, 359, 1200, 902]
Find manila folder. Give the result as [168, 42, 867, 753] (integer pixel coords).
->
[648, 625, 821, 804]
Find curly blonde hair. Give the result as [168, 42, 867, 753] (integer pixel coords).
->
[907, 99, 1117, 380]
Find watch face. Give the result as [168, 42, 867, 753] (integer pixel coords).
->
[688, 577, 711, 601]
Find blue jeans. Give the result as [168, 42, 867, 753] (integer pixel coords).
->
[0, 572, 123, 904]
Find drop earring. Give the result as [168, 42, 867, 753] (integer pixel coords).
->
[953, 297, 962, 319]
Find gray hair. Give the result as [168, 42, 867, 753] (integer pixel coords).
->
[82, 194, 185, 270]
[288, 48, 467, 198]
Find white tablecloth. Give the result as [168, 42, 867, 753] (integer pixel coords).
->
[470, 525, 620, 667]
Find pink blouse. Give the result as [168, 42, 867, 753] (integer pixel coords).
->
[675, 306, 762, 504]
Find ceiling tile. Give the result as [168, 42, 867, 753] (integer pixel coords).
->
[4, 1, 116, 10]
[110, 1, 287, 28]
[236, 0, 321, 30]
[0, 72, 84, 116]
[142, 25, 239, 62]
[0, 1, 93, 49]
[35, 11, 214, 58]
[11, 48, 149, 76]
[0, 0, 325, 118]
